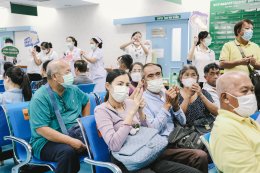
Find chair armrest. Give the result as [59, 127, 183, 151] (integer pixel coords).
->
[4, 136, 32, 165]
[84, 157, 122, 173]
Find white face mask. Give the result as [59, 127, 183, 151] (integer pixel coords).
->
[111, 85, 129, 103]
[204, 38, 212, 47]
[242, 29, 253, 41]
[182, 78, 197, 88]
[147, 78, 164, 93]
[42, 49, 48, 55]
[131, 72, 142, 82]
[227, 93, 257, 117]
[67, 42, 74, 49]
[62, 73, 74, 86]
[90, 43, 96, 50]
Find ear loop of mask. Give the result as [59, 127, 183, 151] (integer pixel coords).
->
[225, 92, 237, 110]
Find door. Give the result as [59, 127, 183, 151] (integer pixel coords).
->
[146, 20, 189, 80]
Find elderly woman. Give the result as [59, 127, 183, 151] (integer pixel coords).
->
[178, 65, 218, 126]
[95, 69, 201, 173]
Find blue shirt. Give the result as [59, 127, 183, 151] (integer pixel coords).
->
[29, 85, 89, 159]
[143, 90, 186, 136]
[0, 88, 23, 104]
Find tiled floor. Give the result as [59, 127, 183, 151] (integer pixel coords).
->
[0, 159, 92, 173]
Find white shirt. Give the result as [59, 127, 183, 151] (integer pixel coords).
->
[191, 46, 215, 82]
[27, 53, 41, 74]
[124, 44, 148, 65]
[88, 48, 107, 80]
[203, 82, 220, 108]
[40, 50, 59, 62]
[65, 47, 81, 76]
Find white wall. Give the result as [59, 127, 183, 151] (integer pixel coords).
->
[0, 0, 210, 66]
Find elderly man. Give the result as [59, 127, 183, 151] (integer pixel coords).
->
[29, 60, 90, 173]
[219, 19, 260, 74]
[142, 63, 208, 173]
[203, 63, 221, 108]
[210, 72, 260, 173]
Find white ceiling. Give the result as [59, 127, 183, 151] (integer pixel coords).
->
[0, 0, 99, 9]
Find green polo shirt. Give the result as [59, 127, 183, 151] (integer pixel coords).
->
[29, 85, 89, 159]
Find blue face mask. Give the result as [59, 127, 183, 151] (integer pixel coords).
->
[62, 73, 74, 86]
[242, 29, 253, 41]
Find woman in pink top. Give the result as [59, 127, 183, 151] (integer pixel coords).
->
[94, 69, 202, 173]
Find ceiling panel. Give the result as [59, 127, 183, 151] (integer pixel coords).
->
[0, 0, 99, 9]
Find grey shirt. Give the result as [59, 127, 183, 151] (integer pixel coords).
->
[73, 73, 93, 85]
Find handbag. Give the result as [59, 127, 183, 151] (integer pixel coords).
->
[193, 114, 215, 135]
[111, 126, 168, 171]
[46, 84, 84, 143]
[235, 42, 260, 108]
[168, 125, 204, 150]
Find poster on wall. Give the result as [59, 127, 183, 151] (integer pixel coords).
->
[24, 30, 40, 47]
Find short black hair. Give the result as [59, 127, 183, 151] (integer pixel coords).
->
[42, 60, 52, 72]
[74, 60, 88, 73]
[204, 63, 220, 74]
[5, 38, 13, 44]
[118, 54, 133, 70]
[196, 31, 209, 46]
[234, 19, 253, 36]
[143, 63, 163, 77]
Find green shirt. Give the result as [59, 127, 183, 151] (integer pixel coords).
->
[29, 85, 89, 159]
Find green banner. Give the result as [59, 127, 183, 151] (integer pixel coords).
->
[1, 46, 19, 57]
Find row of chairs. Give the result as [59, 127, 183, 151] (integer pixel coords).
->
[0, 91, 123, 173]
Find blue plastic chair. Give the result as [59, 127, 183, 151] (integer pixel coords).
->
[3, 102, 57, 173]
[95, 91, 107, 103]
[200, 133, 221, 173]
[0, 80, 3, 84]
[251, 111, 259, 120]
[78, 115, 122, 173]
[0, 105, 13, 162]
[88, 93, 98, 115]
[30, 81, 39, 90]
[0, 84, 5, 92]
[77, 83, 95, 93]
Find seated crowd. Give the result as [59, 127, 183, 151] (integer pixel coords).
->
[1, 19, 260, 173]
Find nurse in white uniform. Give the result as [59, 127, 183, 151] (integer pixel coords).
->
[64, 36, 81, 76]
[81, 37, 107, 92]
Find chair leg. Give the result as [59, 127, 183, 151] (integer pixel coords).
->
[11, 164, 21, 173]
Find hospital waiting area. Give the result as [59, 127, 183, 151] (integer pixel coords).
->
[0, 0, 260, 173]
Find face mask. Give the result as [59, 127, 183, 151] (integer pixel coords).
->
[147, 78, 164, 93]
[42, 49, 48, 55]
[131, 72, 142, 82]
[204, 38, 212, 47]
[111, 85, 129, 103]
[67, 42, 74, 49]
[227, 93, 257, 117]
[90, 43, 96, 50]
[62, 73, 74, 86]
[182, 78, 197, 88]
[242, 29, 253, 41]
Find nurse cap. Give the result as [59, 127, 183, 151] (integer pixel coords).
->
[93, 36, 102, 44]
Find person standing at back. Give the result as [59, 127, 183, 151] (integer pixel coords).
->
[81, 37, 106, 92]
[219, 19, 260, 74]
[187, 31, 215, 88]
[120, 31, 150, 65]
